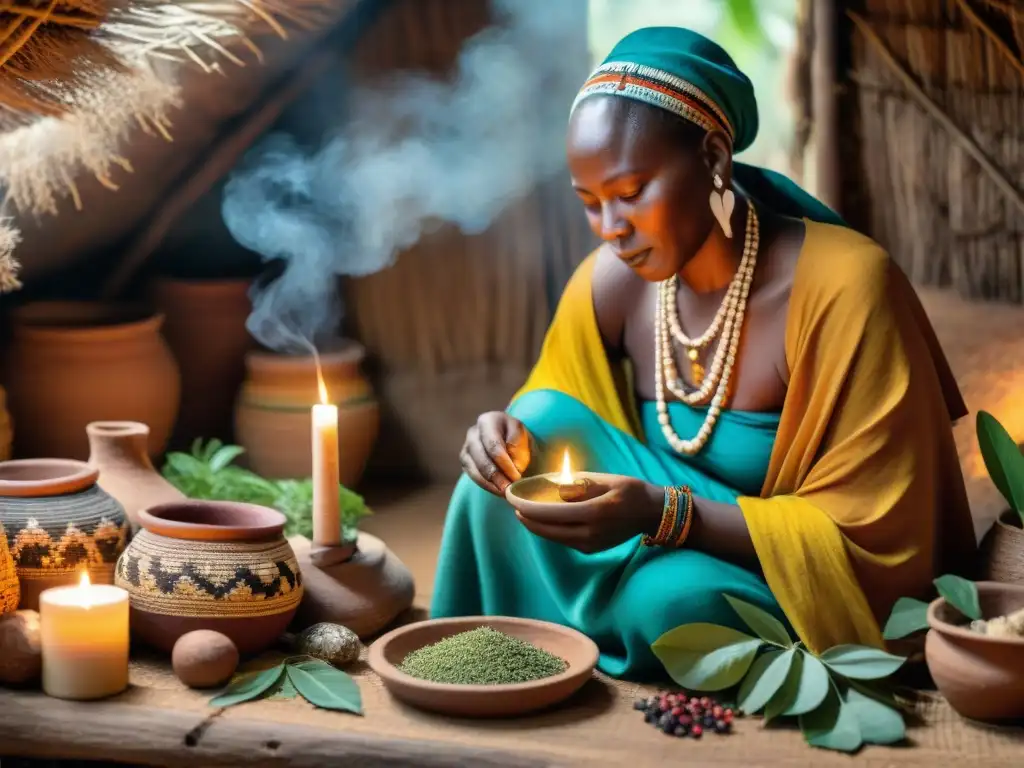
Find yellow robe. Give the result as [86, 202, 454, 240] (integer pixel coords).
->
[515, 220, 976, 652]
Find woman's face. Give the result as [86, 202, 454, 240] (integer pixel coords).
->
[566, 95, 721, 281]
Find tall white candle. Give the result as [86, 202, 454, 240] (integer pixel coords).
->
[40, 573, 129, 701]
[312, 375, 341, 547]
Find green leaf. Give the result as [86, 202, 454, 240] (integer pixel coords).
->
[763, 650, 801, 723]
[883, 597, 931, 640]
[844, 686, 906, 745]
[934, 574, 982, 621]
[785, 650, 831, 716]
[165, 452, 209, 478]
[287, 659, 363, 715]
[209, 445, 247, 472]
[977, 410, 1024, 515]
[737, 649, 792, 715]
[652, 624, 762, 691]
[725, 595, 793, 647]
[819, 645, 906, 680]
[799, 684, 863, 753]
[209, 663, 285, 708]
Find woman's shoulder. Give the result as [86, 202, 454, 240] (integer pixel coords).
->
[795, 220, 894, 308]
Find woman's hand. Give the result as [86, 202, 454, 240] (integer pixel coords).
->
[507, 474, 664, 553]
[460, 411, 532, 496]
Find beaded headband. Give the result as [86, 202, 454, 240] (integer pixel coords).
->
[571, 61, 734, 142]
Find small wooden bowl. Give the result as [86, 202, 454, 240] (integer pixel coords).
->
[368, 616, 599, 718]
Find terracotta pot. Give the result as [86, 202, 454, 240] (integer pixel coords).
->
[86, 421, 186, 530]
[150, 278, 254, 449]
[115, 500, 303, 655]
[925, 581, 1024, 723]
[3, 302, 181, 461]
[234, 344, 379, 485]
[0, 522, 17, 615]
[979, 510, 1024, 585]
[0, 458, 129, 610]
[0, 386, 11, 462]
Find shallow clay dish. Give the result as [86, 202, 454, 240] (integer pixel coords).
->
[925, 581, 1024, 723]
[368, 616, 599, 718]
[506, 472, 617, 518]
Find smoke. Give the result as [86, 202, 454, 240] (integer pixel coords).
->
[222, 0, 585, 353]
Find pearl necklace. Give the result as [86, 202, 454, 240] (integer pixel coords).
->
[655, 203, 760, 455]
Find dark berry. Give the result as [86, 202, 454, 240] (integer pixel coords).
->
[689, 697, 700, 707]
[677, 714, 692, 727]
[691, 725, 703, 739]
[715, 720, 731, 734]
[723, 709, 734, 723]
[712, 705, 724, 718]
[674, 725, 688, 738]
[633, 699, 648, 711]
[700, 697, 712, 708]
[644, 710, 658, 724]
[703, 715, 716, 729]
[670, 706, 684, 717]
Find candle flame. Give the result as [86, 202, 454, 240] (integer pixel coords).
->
[557, 448, 574, 484]
[316, 361, 329, 405]
[79, 571, 91, 589]
[78, 571, 93, 609]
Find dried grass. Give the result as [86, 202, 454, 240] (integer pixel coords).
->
[849, 0, 1024, 303]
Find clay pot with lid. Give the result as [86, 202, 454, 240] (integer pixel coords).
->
[234, 344, 379, 485]
[3, 302, 180, 460]
[925, 581, 1024, 723]
[0, 458, 129, 610]
[86, 421, 185, 530]
[115, 500, 303, 655]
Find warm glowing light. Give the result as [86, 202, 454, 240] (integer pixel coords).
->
[77, 571, 93, 609]
[315, 359, 329, 404]
[79, 571, 90, 589]
[557, 449, 574, 484]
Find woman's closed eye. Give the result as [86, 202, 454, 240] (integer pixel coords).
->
[618, 184, 646, 202]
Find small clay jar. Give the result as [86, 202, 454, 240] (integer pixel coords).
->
[115, 500, 303, 655]
[979, 510, 1024, 586]
[86, 421, 185, 530]
[0, 459, 130, 610]
[925, 581, 1024, 723]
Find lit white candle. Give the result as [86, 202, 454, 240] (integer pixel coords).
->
[312, 366, 341, 546]
[40, 572, 129, 701]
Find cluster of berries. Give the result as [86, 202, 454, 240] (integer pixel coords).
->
[634, 690, 738, 739]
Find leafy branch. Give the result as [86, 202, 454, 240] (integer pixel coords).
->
[651, 595, 908, 753]
[162, 438, 371, 541]
[209, 656, 363, 715]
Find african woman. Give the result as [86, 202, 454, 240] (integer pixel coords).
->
[430, 27, 977, 679]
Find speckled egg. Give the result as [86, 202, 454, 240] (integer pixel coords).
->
[171, 630, 239, 689]
[0, 609, 41, 685]
[294, 622, 361, 667]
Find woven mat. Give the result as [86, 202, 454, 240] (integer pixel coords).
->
[121, 648, 1022, 767]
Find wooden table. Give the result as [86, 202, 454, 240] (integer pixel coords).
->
[2, 651, 1023, 768]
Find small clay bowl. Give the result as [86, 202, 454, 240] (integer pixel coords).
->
[506, 472, 617, 520]
[368, 616, 599, 718]
[925, 581, 1024, 723]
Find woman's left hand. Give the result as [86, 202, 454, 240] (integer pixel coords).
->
[506, 474, 664, 554]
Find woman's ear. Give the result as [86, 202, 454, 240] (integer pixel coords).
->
[701, 130, 734, 186]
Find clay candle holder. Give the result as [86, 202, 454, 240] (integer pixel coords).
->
[506, 449, 612, 510]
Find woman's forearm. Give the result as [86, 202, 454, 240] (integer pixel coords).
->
[687, 495, 759, 568]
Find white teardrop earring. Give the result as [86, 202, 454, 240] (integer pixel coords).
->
[709, 173, 735, 239]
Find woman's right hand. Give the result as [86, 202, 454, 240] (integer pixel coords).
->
[460, 411, 532, 496]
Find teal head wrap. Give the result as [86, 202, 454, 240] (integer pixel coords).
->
[572, 27, 844, 226]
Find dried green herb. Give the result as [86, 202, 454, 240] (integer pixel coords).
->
[398, 627, 568, 685]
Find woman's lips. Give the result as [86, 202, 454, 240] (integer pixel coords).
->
[622, 248, 651, 268]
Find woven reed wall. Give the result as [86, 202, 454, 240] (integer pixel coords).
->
[339, 0, 594, 480]
[846, 0, 1024, 303]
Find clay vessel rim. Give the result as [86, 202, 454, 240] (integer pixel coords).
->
[86, 421, 151, 438]
[995, 509, 1024, 532]
[137, 500, 286, 539]
[0, 458, 98, 497]
[367, 615, 600, 693]
[11, 301, 164, 339]
[246, 343, 365, 368]
[926, 581, 1024, 646]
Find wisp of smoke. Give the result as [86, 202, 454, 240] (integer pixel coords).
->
[222, 0, 585, 353]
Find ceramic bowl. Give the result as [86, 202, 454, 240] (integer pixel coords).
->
[368, 616, 599, 717]
[506, 472, 616, 516]
[925, 581, 1024, 723]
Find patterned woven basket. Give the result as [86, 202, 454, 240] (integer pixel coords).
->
[115, 500, 302, 655]
[0, 459, 129, 610]
[980, 510, 1024, 586]
[0, 522, 19, 615]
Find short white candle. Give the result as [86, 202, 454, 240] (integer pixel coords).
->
[40, 572, 129, 701]
[312, 392, 341, 547]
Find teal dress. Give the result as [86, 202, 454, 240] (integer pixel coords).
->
[431, 389, 785, 680]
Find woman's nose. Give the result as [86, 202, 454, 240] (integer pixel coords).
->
[599, 204, 630, 242]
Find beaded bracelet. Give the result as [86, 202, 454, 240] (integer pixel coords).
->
[642, 485, 693, 548]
